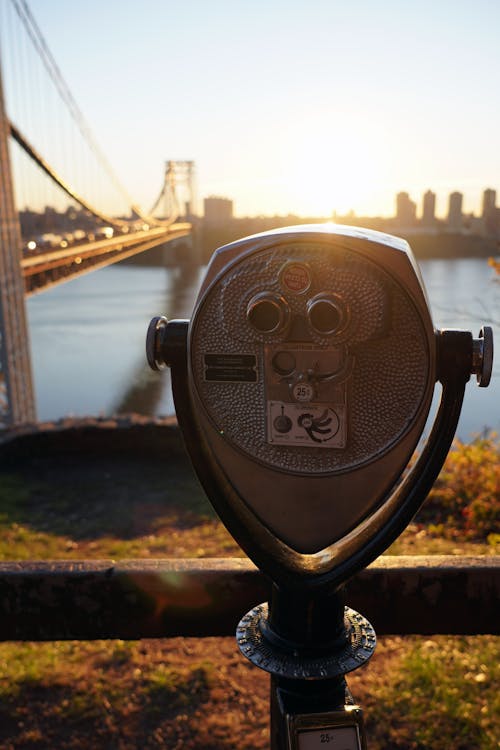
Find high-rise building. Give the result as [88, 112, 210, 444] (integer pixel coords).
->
[482, 189, 498, 235]
[482, 188, 496, 216]
[421, 190, 436, 226]
[448, 192, 463, 231]
[203, 196, 233, 225]
[396, 192, 416, 226]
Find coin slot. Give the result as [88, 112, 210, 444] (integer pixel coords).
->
[271, 350, 296, 376]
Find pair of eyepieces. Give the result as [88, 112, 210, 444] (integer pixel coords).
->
[246, 292, 348, 336]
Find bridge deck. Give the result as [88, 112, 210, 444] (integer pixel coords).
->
[21, 223, 191, 295]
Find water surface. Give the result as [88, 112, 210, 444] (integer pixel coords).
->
[27, 256, 499, 439]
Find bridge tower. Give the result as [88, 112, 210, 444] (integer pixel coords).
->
[164, 160, 196, 218]
[0, 61, 36, 426]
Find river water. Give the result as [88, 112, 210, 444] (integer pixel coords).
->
[27, 255, 499, 440]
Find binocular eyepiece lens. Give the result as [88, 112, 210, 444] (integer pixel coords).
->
[247, 294, 288, 333]
[307, 295, 347, 335]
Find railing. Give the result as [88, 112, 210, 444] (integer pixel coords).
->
[0, 556, 497, 641]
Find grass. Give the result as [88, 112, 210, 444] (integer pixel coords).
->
[0, 640, 225, 748]
[0, 636, 496, 749]
[0, 430, 497, 747]
[0, 436, 497, 560]
[356, 636, 499, 750]
[0, 456, 241, 560]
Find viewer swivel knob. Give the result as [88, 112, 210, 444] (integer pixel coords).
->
[472, 326, 494, 387]
[146, 315, 169, 370]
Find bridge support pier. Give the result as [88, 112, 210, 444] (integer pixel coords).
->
[0, 62, 36, 426]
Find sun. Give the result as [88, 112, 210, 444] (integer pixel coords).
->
[274, 115, 395, 218]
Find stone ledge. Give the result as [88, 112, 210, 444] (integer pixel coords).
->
[0, 413, 183, 463]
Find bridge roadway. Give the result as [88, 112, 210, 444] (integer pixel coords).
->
[21, 222, 191, 295]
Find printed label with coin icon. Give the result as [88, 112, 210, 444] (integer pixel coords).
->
[268, 401, 345, 448]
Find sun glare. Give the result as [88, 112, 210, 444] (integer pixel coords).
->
[275, 117, 393, 218]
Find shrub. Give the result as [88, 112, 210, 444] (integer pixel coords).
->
[418, 434, 499, 541]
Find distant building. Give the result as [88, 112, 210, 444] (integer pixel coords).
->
[204, 196, 233, 226]
[482, 188, 496, 216]
[448, 192, 463, 231]
[421, 190, 436, 227]
[395, 192, 416, 226]
[481, 188, 498, 235]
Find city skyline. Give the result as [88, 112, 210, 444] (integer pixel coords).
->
[204, 185, 499, 226]
[4, 0, 498, 221]
[20, 183, 499, 228]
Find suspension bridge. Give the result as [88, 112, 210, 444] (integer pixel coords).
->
[0, 0, 195, 428]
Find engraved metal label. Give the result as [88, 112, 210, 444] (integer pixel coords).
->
[204, 353, 257, 382]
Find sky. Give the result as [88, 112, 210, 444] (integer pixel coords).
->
[9, 0, 500, 218]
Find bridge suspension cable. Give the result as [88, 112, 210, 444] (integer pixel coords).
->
[8, 0, 135, 212]
[11, 123, 191, 234]
[0, 0, 195, 429]
[4, 0, 189, 229]
[9, 120, 132, 230]
[9, 119, 184, 231]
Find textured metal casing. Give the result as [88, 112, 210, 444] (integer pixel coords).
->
[188, 225, 435, 554]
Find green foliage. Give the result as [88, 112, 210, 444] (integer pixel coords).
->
[419, 434, 500, 541]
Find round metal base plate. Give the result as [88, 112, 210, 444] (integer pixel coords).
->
[236, 603, 376, 680]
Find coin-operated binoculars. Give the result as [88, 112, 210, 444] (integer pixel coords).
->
[147, 225, 493, 750]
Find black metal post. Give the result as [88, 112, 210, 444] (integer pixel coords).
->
[260, 585, 361, 750]
[234, 583, 372, 749]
